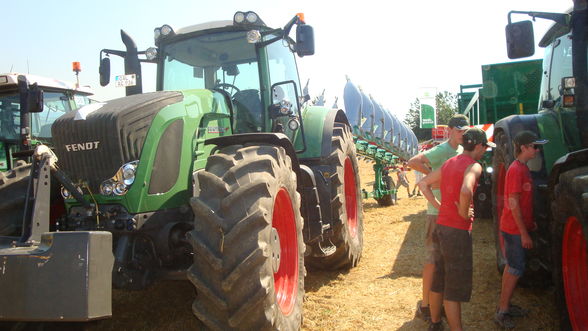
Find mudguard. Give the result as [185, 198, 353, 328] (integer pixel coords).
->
[0, 231, 113, 321]
[296, 106, 350, 160]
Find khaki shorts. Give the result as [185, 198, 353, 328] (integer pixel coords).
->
[424, 215, 437, 264]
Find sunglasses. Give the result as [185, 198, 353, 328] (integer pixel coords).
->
[526, 144, 541, 150]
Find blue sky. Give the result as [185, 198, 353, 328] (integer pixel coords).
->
[2, 0, 569, 119]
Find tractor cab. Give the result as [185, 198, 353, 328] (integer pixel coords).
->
[100, 11, 314, 147]
[0, 73, 94, 171]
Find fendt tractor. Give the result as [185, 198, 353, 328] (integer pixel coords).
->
[0, 12, 364, 330]
[493, 2, 588, 329]
[0, 72, 94, 236]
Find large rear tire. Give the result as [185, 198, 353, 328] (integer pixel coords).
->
[0, 162, 31, 236]
[188, 144, 304, 330]
[307, 124, 364, 270]
[551, 167, 588, 331]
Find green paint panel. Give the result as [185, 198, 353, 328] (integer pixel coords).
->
[296, 105, 330, 159]
[536, 111, 568, 174]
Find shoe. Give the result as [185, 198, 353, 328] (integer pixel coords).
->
[508, 304, 529, 317]
[428, 321, 443, 331]
[495, 311, 516, 329]
[415, 300, 431, 322]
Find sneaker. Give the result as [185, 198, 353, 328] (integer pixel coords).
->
[428, 321, 443, 331]
[415, 300, 431, 322]
[495, 311, 516, 329]
[508, 304, 529, 317]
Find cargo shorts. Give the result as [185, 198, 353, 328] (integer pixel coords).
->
[431, 223, 473, 302]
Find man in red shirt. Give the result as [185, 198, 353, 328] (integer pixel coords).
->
[418, 127, 495, 331]
[495, 131, 548, 328]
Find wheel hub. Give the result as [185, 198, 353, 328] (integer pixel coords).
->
[270, 227, 281, 273]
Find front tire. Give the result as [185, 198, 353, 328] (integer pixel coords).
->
[551, 167, 588, 331]
[188, 144, 304, 330]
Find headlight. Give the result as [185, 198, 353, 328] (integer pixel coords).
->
[234, 11, 245, 24]
[145, 47, 158, 60]
[100, 161, 139, 196]
[160, 24, 174, 36]
[154, 28, 161, 42]
[245, 11, 259, 23]
[122, 162, 138, 185]
[100, 180, 114, 196]
[486, 166, 493, 174]
[61, 187, 71, 199]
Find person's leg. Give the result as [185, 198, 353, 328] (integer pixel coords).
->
[497, 232, 525, 313]
[443, 300, 462, 330]
[430, 291, 444, 324]
[422, 215, 438, 306]
[429, 225, 445, 324]
[499, 266, 520, 312]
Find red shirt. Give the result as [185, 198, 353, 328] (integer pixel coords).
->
[500, 160, 534, 235]
[437, 154, 478, 231]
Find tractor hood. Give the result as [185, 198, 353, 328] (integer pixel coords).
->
[51, 91, 183, 191]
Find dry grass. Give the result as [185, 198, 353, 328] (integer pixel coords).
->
[86, 160, 558, 331]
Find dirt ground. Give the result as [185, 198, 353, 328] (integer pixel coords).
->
[55, 160, 558, 331]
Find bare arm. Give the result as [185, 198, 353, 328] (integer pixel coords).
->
[457, 163, 482, 219]
[418, 168, 442, 210]
[408, 154, 432, 175]
[507, 192, 533, 249]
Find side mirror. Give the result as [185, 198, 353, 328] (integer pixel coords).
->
[17, 75, 44, 113]
[296, 24, 315, 57]
[505, 20, 535, 59]
[99, 57, 111, 86]
[26, 83, 44, 113]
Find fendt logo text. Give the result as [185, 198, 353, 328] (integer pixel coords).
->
[65, 141, 100, 152]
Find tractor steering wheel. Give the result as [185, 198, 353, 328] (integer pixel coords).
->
[213, 83, 241, 96]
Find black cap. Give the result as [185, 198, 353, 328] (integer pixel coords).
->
[514, 130, 549, 146]
[448, 114, 470, 130]
[463, 127, 496, 148]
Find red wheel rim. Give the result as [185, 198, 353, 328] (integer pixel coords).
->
[562, 216, 588, 330]
[272, 188, 298, 315]
[496, 163, 506, 258]
[344, 157, 358, 238]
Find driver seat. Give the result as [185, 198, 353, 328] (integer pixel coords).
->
[232, 89, 262, 133]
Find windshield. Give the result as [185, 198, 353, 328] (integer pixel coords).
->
[162, 30, 260, 92]
[161, 30, 264, 132]
[0, 91, 77, 141]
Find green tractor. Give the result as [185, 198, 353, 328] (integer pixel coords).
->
[0, 11, 364, 330]
[493, 3, 587, 329]
[0, 72, 94, 236]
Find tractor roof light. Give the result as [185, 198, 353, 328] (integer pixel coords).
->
[154, 28, 162, 43]
[160, 24, 174, 36]
[234, 12, 245, 24]
[233, 11, 265, 27]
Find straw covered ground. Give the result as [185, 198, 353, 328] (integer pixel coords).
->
[82, 160, 558, 331]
